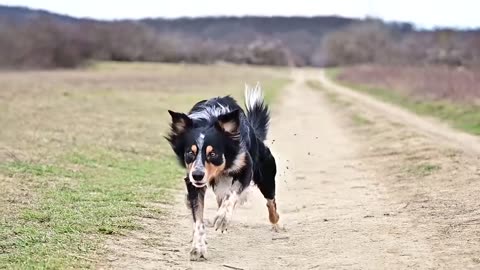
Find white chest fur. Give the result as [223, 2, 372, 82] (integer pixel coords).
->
[211, 175, 251, 207]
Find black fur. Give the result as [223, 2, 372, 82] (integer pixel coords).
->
[245, 95, 270, 141]
[166, 91, 279, 260]
[166, 94, 277, 199]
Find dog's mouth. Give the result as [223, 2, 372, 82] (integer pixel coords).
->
[191, 181, 207, 188]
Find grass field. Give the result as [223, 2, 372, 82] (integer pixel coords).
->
[327, 66, 480, 135]
[0, 62, 289, 269]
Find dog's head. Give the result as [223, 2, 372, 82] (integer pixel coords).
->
[166, 109, 245, 188]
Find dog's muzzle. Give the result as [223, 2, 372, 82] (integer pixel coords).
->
[191, 170, 207, 187]
[191, 170, 204, 181]
[189, 158, 207, 188]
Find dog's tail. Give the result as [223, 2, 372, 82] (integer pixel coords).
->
[244, 82, 270, 141]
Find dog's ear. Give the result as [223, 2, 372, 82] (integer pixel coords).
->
[216, 109, 240, 140]
[168, 110, 193, 135]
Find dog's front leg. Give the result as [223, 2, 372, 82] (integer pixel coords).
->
[185, 178, 207, 261]
[213, 180, 245, 233]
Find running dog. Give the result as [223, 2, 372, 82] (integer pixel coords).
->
[166, 83, 279, 260]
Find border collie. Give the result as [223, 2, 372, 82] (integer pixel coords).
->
[166, 83, 280, 260]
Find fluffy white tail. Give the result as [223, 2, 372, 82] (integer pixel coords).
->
[244, 82, 270, 141]
[244, 82, 264, 112]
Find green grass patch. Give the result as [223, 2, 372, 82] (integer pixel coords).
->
[261, 78, 291, 106]
[407, 163, 441, 176]
[351, 114, 372, 126]
[326, 68, 480, 135]
[4, 162, 86, 179]
[306, 80, 323, 91]
[0, 149, 181, 269]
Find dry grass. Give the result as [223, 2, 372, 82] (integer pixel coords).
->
[334, 65, 480, 103]
[0, 62, 289, 268]
[328, 65, 480, 135]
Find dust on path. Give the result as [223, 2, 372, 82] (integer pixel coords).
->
[101, 69, 480, 269]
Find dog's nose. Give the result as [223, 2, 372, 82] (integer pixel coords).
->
[191, 170, 205, 182]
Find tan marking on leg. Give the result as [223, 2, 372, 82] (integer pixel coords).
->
[267, 199, 280, 224]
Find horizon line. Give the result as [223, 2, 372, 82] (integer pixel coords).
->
[2, 4, 479, 31]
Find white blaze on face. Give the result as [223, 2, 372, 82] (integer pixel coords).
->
[189, 133, 207, 187]
[196, 133, 205, 146]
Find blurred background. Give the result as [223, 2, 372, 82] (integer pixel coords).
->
[0, 0, 479, 69]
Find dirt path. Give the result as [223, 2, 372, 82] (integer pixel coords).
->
[318, 70, 480, 156]
[102, 69, 480, 269]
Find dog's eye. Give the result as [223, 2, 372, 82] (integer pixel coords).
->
[185, 151, 195, 162]
[208, 151, 217, 158]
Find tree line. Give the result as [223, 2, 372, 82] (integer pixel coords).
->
[0, 6, 479, 69]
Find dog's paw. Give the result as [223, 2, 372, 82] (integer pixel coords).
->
[213, 207, 231, 233]
[189, 245, 207, 261]
[204, 218, 214, 228]
[271, 223, 280, 233]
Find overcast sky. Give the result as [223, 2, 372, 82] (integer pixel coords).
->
[2, 0, 479, 29]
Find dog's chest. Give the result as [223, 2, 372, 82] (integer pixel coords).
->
[211, 175, 233, 201]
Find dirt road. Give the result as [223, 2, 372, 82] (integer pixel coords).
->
[103, 69, 480, 269]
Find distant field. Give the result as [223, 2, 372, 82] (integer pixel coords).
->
[0, 62, 289, 268]
[327, 65, 480, 135]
